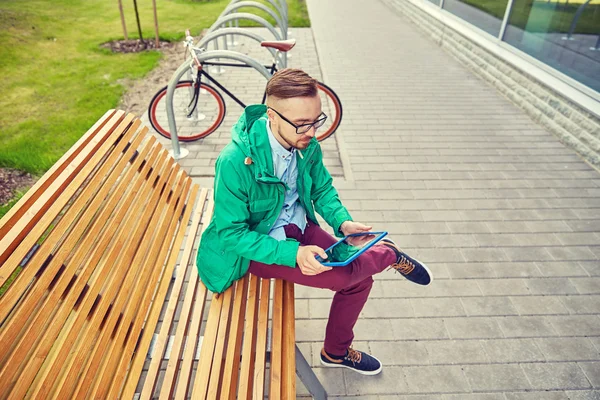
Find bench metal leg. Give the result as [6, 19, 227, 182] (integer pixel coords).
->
[295, 345, 328, 400]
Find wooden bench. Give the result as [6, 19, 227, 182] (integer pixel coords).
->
[0, 110, 327, 399]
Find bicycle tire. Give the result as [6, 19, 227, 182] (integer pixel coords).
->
[148, 81, 226, 142]
[316, 81, 343, 142]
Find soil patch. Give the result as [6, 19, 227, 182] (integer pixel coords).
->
[0, 168, 36, 206]
[100, 39, 171, 54]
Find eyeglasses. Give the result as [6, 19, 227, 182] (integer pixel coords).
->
[268, 107, 327, 134]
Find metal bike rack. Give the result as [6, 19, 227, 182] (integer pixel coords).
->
[224, 0, 288, 53]
[592, 35, 600, 51]
[230, 0, 286, 21]
[208, 13, 282, 41]
[206, 12, 285, 73]
[221, 1, 287, 39]
[196, 27, 286, 67]
[562, 0, 591, 41]
[165, 50, 273, 159]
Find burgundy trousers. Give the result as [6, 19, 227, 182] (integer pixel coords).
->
[248, 222, 396, 355]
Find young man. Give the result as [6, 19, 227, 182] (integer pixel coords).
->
[196, 68, 432, 375]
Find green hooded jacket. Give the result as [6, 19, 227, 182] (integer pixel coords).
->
[195, 104, 352, 293]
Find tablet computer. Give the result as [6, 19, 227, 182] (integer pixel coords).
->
[315, 231, 388, 267]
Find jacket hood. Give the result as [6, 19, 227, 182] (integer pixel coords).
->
[230, 104, 317, 180]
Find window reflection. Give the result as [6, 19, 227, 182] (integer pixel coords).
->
[504, 0, 600, 92]
[443, 0, 509, 36]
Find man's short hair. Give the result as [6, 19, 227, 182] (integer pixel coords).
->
[266, 68, 318, 99]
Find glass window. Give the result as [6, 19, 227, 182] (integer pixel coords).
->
[443, 0, 510, 36]
[503, 0, 600, 93]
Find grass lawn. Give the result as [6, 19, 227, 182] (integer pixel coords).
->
[459, 0, 600, 34]
[0, 0, 309, 217]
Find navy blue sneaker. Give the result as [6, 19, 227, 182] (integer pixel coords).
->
[320, 347, 382, 375]
[381, 238, 433, 286]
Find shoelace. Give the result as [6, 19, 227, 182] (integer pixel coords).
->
[345, 348, 362, 365]
[389, 255, 415, 275]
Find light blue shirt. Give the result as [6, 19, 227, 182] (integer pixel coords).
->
[266, 121, 307, 241]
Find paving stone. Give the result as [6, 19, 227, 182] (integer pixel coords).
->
[559, 295, 600, 314]
[510, 295, 570, 315]
[535, 337, 599, 362]
[570, 278, 600, 294]
[410, 298, 466, 317]
[482, 338, 545, 363]
[563, 390, 600, 400]
[535, 261, 590, 277]
[344, 366, 409, 395]
[477, 279, 531, 296]
[443, 394, 505, 400]
[391, 318, 450, 341]
[444, 317, 504, 339]
[425, 340, 489, 365]
[446, 263, 496, 279]
[497, 316, 558, 337]
[461, 296, 519, 316]
[547, 315, 600, 336]
[521, 362, 592, 390]
[503, 392, 569, 400]
[402, 366, 470, 394]
[491, 262, 542, 278]
[369, 340, 430, 366]
[579, 362, 600, 388]
[462, 364, 532, 391]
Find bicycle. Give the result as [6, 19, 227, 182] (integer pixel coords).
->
[147, 31, 343, 142]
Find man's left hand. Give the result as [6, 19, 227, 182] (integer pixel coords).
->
[340, 221, 372, 236]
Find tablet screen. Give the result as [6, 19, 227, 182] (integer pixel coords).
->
[323, 232, 381, 264]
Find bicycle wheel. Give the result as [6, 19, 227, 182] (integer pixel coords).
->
[148, 81, 226, 142]
[316, 81, 343, 142]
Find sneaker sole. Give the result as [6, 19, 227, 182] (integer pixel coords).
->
[320, 357, 383, 376]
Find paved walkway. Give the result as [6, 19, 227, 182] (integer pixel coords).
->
[293, 0, 600, 398]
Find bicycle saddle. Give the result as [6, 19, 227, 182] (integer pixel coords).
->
[260, 39, 296, 52]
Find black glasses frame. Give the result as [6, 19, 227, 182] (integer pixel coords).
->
[268, 107, 328, 134]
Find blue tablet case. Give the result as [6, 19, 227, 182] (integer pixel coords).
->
[315, 231, 388, 267]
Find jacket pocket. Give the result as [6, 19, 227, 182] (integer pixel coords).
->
[249, 198, 275, 213]
[197, 239, 238, 293]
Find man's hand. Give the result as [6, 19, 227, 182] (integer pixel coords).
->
[296, 245, 332, 276]
[340, 221, 372, 236]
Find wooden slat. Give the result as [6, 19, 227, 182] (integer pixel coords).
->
[237, 273, 261, 400]
[0, 113, 139, 323]
[139, 190, 210, 400]
[0, 111, 130, 286]
[282, 281, 296, 399]
[206, 285, 234, 399]
[219, 275, 250, 400]
[253, 278, 271, 400]
[153, 184, 205, 400]
[191, 290, 225, 400]
[0, 129, 156, 399]
[269, 279, 284, 400]
[61, 169, 191, 399]
[172, 277, 207, 400]
[120, 188, 210, 400]
[171, 198, 214, 400]
[87, 170, 191, 400]
[15, 147, 168, 397]
[0, 109, 118, 244]
[22, 152, 176, 400]
[0, 122, 146, 348]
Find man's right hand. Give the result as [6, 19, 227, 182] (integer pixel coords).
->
[296, 245, 332, 276]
